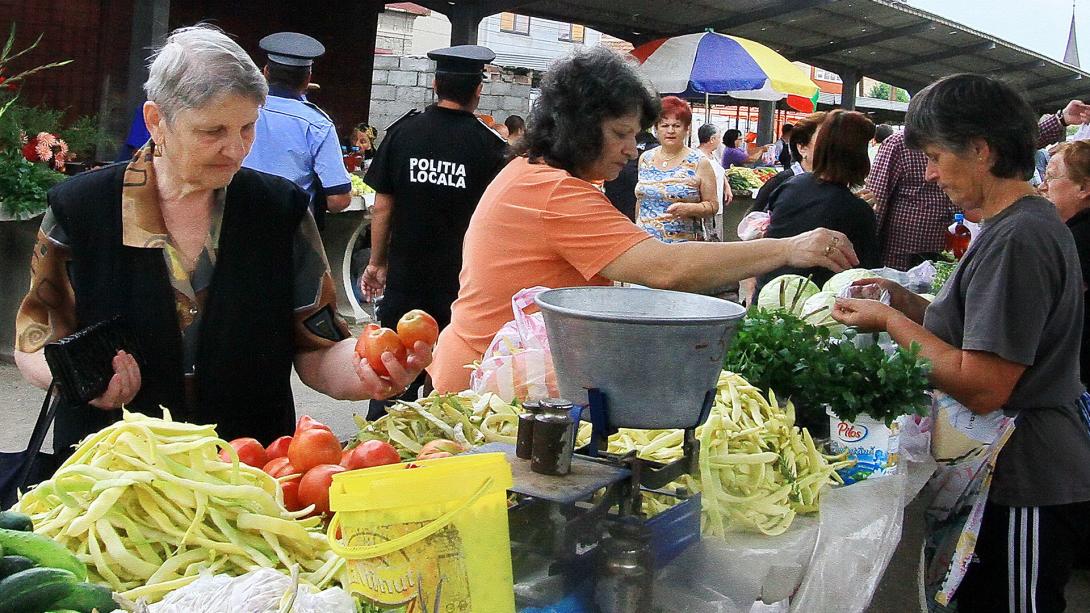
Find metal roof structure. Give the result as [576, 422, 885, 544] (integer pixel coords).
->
[419, 0, 1090, 112]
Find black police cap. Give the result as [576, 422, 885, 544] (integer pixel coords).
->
[427, 45, 496, 76]
[260, 32, 325, 67]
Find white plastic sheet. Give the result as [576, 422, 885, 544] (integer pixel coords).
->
[655, 460, 936, 612]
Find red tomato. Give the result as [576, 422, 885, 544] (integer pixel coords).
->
[354, 323, 381, 359]
[295, 416, 332, 435]
[288, 428, 343, 473]
[262, 456, 292, 476]
[281, 477, 302, 511]
[362, 326, 407, 378]
[298, 464, 346, 515]
[397, 309, 439, 349]
[266, 435, 293, 460]
[219, 437, 267, 468]
[341, 440, 402, 470]
[416, 439, 466, 460]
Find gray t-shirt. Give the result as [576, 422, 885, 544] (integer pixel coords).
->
[924, 196, 1090, 507]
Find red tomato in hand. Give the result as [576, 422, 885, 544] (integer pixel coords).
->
[362, 326, 407, 378]
[298, 464, 346, 515]
[354, 323, 381, 359]
[397, 309, 439, 349]
[262, 456, 292, 476]
[266, 436, 293, 460]
[219, 437, 267, 468]
[288, 428, 343, 473]
[281, 477, 302, 511]
[341, 440, 402, 470]
[295, 415, 332, 435]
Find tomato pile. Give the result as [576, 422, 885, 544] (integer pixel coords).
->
[354, 309, 439, 376]
[219, 415, 404, 516]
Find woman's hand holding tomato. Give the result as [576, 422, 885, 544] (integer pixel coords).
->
[352, 310, 439, 400]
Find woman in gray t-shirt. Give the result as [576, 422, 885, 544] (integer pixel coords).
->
[832, 74, 1090, 612]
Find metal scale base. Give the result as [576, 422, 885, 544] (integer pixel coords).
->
[468, 388, 709, 611]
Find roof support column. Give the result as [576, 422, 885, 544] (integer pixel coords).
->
[448, 5, 483, 46]
[757, 100, 776, 146]
[839, 68, 860, 110]
[124, 0, 171, 146]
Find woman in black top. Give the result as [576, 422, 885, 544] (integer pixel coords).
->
[759, 110, 880, 288]
[752, 111, 827, 212]
[1040, 140, 1090, 386]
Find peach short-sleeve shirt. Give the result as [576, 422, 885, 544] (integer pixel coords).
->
[428, 157, 651, 392]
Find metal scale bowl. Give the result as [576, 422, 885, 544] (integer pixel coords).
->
[490, 287, 745, 610]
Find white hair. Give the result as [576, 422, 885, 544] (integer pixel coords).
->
[143, 24, 267, 122]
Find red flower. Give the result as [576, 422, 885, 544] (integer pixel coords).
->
[21, 137, 39, 162]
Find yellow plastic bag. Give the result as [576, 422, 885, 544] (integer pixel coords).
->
[327, 453, 514, 612]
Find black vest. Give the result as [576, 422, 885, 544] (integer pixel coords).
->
[48, 164, 308, 452]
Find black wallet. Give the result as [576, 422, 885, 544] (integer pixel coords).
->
[43, 317, 143, 406]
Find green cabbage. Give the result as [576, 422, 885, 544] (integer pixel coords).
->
[757, 275, 820, 315]
[821, 268, 877, 296]
[800, 291, 846, 336]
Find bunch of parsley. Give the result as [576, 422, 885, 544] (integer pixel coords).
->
[724, 309, 931, 429]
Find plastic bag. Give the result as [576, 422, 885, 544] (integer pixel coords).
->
[923, 410, 1016, 610]
[654, 472, 910, 613]
[147, 568, 355, 613]
[737, 211, 771, 241]
[470, 286, 559, 403]
[836, 282, 891, 305]
[872, 261, 937, 294]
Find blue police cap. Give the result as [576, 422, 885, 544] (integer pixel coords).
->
[260, 32, 325, 67]
[427, 45, 496, 76]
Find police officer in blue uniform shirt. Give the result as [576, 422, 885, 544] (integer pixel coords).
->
[362, 45, 507, 411]
[243, 32, 352, 229]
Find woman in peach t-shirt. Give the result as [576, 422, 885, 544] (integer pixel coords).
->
[429, 49, 860, 392]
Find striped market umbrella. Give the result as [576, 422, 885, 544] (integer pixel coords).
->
[631, 31, 821, 113]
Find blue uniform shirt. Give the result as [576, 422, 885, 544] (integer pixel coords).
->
[243, 86, 351, 204]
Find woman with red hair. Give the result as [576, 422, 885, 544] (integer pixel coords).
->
[635, 96, 719, 242]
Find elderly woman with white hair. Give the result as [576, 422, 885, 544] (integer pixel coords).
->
[13, 24, 430, 454]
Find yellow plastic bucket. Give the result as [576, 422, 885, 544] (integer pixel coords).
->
[327, 452, 515, 612]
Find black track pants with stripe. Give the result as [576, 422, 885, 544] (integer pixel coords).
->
[955, 501, 1090, 613]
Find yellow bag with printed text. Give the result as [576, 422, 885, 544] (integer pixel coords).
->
[327, 453, 514, 612]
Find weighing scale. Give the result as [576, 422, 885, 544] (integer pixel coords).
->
[486, 287, 747, 612]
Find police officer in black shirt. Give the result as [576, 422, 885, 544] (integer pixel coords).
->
[362, 45, 507, 406]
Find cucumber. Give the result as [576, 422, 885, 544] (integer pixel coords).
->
[48, 582, 116, 613]
[0, 528, 86, 581]
[0, 554, 36, 577]
[0, 511, 34, 532]
[0, 567, 78, 613]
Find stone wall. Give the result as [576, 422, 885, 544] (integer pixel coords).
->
[370, 55, 534, 142]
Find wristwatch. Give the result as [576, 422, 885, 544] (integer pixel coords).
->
[1057, 108, 1069, 127]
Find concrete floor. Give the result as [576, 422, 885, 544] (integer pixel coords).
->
[2, 359, 1088, 612]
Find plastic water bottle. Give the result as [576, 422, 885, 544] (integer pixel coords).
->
[945, 213, 972, 259]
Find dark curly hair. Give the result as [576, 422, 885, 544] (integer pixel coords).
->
[904, 73, 1038, 180]
[515, 47, 660, 174]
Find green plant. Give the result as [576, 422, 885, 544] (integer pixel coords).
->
[931, 250, 957, 294]
[867, 82, 909, 103]
[724, 308, 832, 424]
[0, 25, 73, 218]
[823, 338, 931, 426]
[724, 308, 931, 428]
[0, 150, 65, 218]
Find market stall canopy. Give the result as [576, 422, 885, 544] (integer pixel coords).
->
[631, 32, 821, 112]
[412, 0, 1090, 113]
